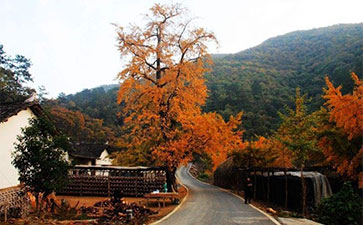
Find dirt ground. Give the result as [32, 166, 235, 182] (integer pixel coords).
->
[0, 186, 187, 225]
[144, 185, 187, 224]
[55, 185, 187, 224]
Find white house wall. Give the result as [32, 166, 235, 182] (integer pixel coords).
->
[0, 109, 35, 189]
[95, 149, 112, 166]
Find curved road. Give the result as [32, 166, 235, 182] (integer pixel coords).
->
[157, 165, 276, 225]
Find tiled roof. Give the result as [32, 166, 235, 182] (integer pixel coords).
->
[68, 143, 109, 159]
[0, 101, 43, 123]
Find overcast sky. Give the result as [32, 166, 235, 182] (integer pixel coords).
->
[1, 0, 362, 98]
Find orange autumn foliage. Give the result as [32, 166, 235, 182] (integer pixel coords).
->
[323, 72, 363, 140]
[268, 139, 294, 169]
[320, 73, 363, 178]
[115, 4, 241, 169]
[319, 136, 362, 178]
[177, 112, 244, 169]
[232, 136, 288, 169]
[49, 106, 114, 144]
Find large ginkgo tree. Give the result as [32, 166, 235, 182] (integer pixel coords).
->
[114, 4, 242, 189]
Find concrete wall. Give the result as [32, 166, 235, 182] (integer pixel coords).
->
[0, 109, 35, 189]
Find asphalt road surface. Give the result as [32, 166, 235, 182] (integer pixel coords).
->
[157, 165, 276, 225]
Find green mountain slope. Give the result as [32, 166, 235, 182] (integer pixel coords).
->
[205, 23, 362, 138]
[56, 85, 121, 127]
[52, 23, 363, 139]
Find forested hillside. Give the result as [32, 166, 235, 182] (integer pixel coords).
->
[50, 23, 362, 140]
[54, 84, 120, 127]
[206, 23, 362, 137]
[41, 84, 120, 145]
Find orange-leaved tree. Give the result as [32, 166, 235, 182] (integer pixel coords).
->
[320, 73, 363, 179]
[114, 3, 242, 187]
[323, 72, 363, 140]
[231, 136, 277, 169]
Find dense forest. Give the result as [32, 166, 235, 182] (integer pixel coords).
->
[205, 23, 362, 137]
[48, 23, 362, 139]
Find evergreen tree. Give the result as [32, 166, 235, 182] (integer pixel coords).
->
[12, 116, 70, 212]
[0, 44, 35, 103]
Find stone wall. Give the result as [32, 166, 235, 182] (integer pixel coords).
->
[0, 185, 29, 219]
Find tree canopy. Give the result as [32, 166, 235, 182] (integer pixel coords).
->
[0, 44, 35, 103]
[114, 4, 242, 169]
[318, 73, 363, 178]
[12, 116, 70, 210]
[47, 106, 115, 144]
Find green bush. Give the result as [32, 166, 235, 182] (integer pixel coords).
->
[317, 182, 362, 225]
[198, 173, 210, 181]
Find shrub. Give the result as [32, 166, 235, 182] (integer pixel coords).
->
[198, 173, 210, 181]
[317, 182, 362, 225]
[12, 116, 70, 212]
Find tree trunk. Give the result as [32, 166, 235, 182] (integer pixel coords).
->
[156, 58, 161, 81]
[39, 194, 47, 217]
[284, 168, 288, 210]
[166, 166, 177, 192]
[35, 193, 39, 213]
[301, 165, 307, 216]
[236, 168, 240, 195]
[36, 193, 44, 217]
[267, 171, 270, 202]
[253, 170, 257, 200]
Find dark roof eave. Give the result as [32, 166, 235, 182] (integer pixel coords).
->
[0, 101, 44, 123]
[69, 153, 98, 159]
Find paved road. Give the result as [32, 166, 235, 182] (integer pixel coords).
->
[157, 165, 276, 225]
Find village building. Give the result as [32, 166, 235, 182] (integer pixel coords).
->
[0, 100, 115, 188]
[67, 143, 113, 166]
[0, 101, 43, 189]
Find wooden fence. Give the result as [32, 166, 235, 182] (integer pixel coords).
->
[214, 165, 334, 211]
[57, 166, 168, 197]
[0, 185, 29, 221]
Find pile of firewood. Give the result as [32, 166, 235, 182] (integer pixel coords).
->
[79, 200, 157, 225]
